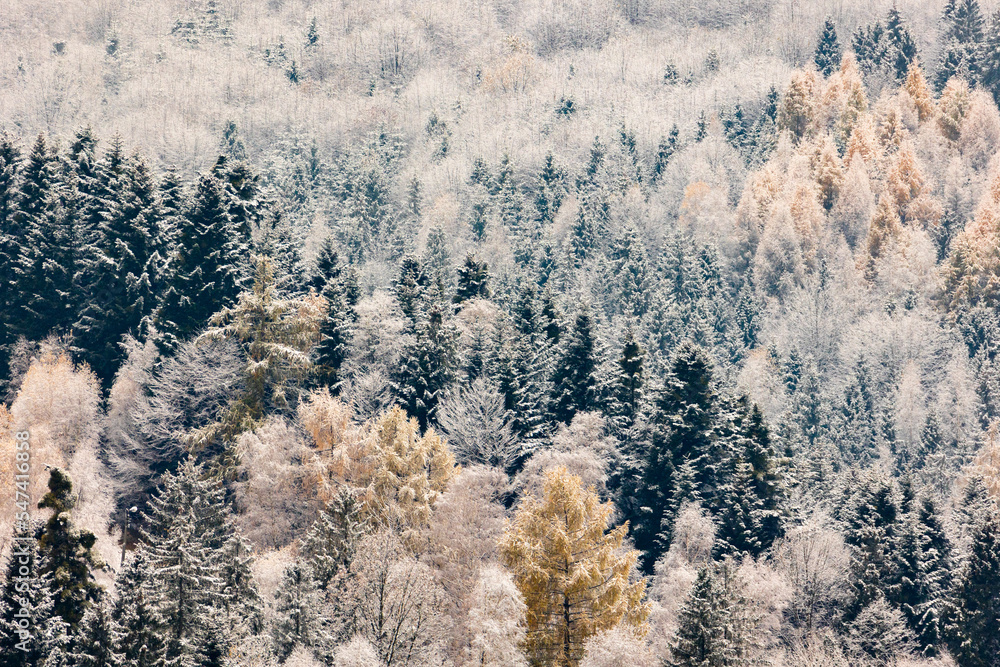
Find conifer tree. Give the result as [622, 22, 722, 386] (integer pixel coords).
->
[36, 469, 103, 633]
[609, 327, 645, 431]
[839, 471, 902, 620]
[12, 134, 77, 342]
[550, 305, 600, 424]
[947, 503, 1000, 667]
[671, 562, 757, 667]
[454, 254, 490, 304]
[0, 522, 65, 667]
[68, 601, 123, 667]
[535, 152, 564, 226]
[610, 227, 650, 317]
[395, 302, 459, 429]
[300, 488, 367, 590]
[886, 7, 918, 81]
[272, 562, 329, 661]
[814, 18, 842, 76]
[981, 10, 1000, 104]
[631, 342, 720, 571]
[500, 467, 649, 666]
[216, 531, 263, 637]
[895, 497, 952, 656]
[650, 125, 679, 184]
[112, 548, 166, 667]
[154, 172, 245, 351]
[0, 133, 22, 386]
[937, 0, 985, 90]
[75, 148, 161, 385]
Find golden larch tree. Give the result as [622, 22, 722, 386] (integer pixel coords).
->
[499, 467, 649, 667]
[938, 77, 971, 142]
[903, 62, 935, 124]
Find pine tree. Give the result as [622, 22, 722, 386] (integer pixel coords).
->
[650, 125, 679, 185]
[814, 18, 842, 76]
[499, 467, 649, 666]
[895, 497, 952, 656]
[0, 522, 65, 667]
[216, 531, 263, 638]
[142, 461, 227, 663]
[980, 10, 1000, 104]
[839, 471, 902, 620]
[886, 7, 918, 81]
[947, 504, 1000, 666]
[610, 227, 650, 317]
[300, 487, 367, 590]
[75, 147, 161, 385]
[609, 327, 645, 431]
[313, 267, 357, 393]
[36, 469, 103, 633]
[68, 601, 122, 667]
[937, 0, 985, 90]
[154, 172, 245, 351]
[271, 562, 329, 661]
[11, 134, 76, 342]
[671, 562, 757, 667]
[535, 152, 564, 226]
[395, 302, 459, 429]
[550, 305, 600, 424]
[0, 132, 22, 387]
[631, 342, 721, 571]
[112, 548, 166, 667]
[454, 253, 490, 304]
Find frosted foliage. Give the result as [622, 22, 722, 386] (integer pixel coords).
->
[515, 412, 617, 498]
[425, 465, 507, 602]
[661, 502, 716, 568]
[466, 565, 527, 667]
[286, 645, 325, 667]
[959, 90, 1000, 171]
[580, 625, 655, 667]
[436, 378, 519, 468]
[235, 417, 323, 549]
[773, 520, 849, 633]
[333, 636, 382, 667]
[11, 352, 101, 458]
[67, 442, 119, 577]
[345, 291, 408, 379]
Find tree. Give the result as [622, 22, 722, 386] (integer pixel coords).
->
[435, 378, 520, 469]
[312, 242, 358, 393]
[947, 501, 1000, 666]
[454, 254, 490, 304]
[272, 562, 329, 662]
[154, 171, 245, 352]
[670, 561, 758, 667]
[74, 149, 162, 385]
[196, 254, 321, 442]
[141, 460, 227, 662]
[814, 18, 841, 76]
[0, 133, 22, 387]
[630, 342, 720, 572]
[36, 469, 103, 633]
[608, 327, 644, 431]
[938, 0, 985, 90]
[0, 522, 66, 667]
[345, 530, 447, 667]
[394, 302, 459, 429]
[500, 467, 649, 666]
[299, 487, 367, 590]
[111, 548, 166, 667]
[550, 305, 601, 424]
[11, 134, 78, 342]
[885, 7, 918, 81]
[466, 565, 528, 667]
[68, 601, 123, 667]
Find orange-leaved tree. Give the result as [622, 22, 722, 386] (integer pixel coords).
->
[499, 466, 649, 666]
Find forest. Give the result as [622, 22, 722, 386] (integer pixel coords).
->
[2, 0, 1000, 665]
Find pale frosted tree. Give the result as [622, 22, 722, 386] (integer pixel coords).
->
[465, 565, 528, 667]
[579, 625, 655, 667]
[332, 636, 382, 667]
[345, 530, 448, 667]
[436, 378, 520, 469]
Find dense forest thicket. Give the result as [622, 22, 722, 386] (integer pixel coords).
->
[4, 0, 1000, 665]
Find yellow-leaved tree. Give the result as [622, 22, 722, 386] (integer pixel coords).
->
[357, 406, 457, 542]
[499, 467, 649, 666]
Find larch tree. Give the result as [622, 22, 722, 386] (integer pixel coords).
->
[500, 467, 650, 667]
